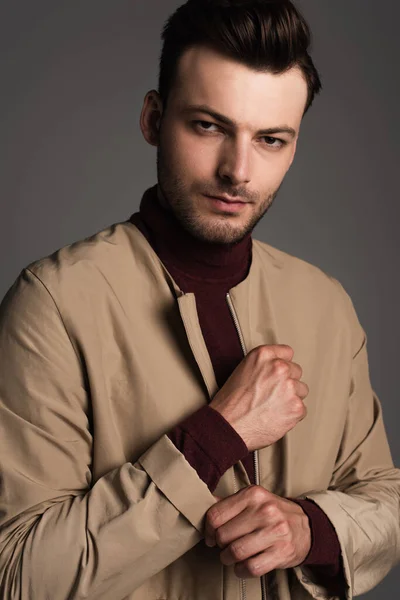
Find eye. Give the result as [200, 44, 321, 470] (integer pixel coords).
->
[193, 120, 220, 132]
[261, 136, 286, 149]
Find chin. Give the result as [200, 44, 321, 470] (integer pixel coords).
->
[192, 222, 249, 245]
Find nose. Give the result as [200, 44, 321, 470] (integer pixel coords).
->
[217, 137, 251, 186]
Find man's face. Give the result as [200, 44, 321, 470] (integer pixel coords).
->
[144, 45, 308, 244]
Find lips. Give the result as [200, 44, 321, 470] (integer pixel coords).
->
[206, 194, 247, 204]
[203, 194, 248, 213]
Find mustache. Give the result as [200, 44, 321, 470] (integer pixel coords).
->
[203, 188, 256, 203]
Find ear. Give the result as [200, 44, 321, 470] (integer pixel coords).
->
[140, 90, 163, 147]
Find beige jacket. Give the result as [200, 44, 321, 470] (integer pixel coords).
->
[0, 214, 399, 600]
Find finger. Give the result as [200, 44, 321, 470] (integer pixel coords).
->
[214, 506, 256, 549]
[271, 344, 294, 362]
[294, 380, 309, 401]
[205, 488, 252, 547]
[234, 548, 276, 579]
[204, 495, 224, 546]
[288, 361, 302, 380]
[214, 490, 286, 551]
[204, 515, 217, 548]
[220, 527, 275, 566]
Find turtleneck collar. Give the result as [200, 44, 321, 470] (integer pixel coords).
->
[131, 184, 252, 284]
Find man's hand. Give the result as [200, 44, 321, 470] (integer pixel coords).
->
[204, 486, 311, 579]
[209, 344, 309, 451]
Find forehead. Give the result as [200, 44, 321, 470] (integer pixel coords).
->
[169, 45, 308, 128]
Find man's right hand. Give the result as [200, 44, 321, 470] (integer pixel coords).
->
[209, 345, 308, 452]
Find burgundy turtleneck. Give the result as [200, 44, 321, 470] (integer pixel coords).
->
[129, 185, 343, 587]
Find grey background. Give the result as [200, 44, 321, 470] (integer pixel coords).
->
[1, 1, 399, 597]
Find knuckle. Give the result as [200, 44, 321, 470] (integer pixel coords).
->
[292, 398, 305, 418]
[286, 378, 297, 396]
[254, 345, 273, 362]
[260, 502, 279, 520]
[273, 359, 290, 377]
[274, 520, 290, 537]
[281, 344, 294, 360]
[247, 485, 267, 503]
[231, 541, 245, 561]
[207, 506, 222, 528]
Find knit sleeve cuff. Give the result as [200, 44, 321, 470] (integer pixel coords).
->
[292, 498, 341, 574]
[168, 405, 248, 492]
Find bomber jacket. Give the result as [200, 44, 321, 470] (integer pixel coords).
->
[132, 185, 342, 584]
[0, 187, 399, 599]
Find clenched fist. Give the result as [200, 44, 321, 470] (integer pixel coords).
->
[210, 344, 308, 451]
[205, 485, 311, 578]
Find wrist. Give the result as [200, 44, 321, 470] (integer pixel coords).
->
[211, 406, 250, 450]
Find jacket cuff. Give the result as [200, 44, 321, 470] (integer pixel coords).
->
[168, 405, 249, 493]
[139, 434, 215, 532]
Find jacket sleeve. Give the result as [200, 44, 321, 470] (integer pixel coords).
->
[294, 279, 400, 599]
[0, 268, 216, 600]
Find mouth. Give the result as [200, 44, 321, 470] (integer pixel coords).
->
[203, 194, 248, 213]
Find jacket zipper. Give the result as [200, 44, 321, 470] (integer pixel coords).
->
[226, 292, 267, 600]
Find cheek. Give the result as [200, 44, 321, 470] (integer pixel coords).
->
[162, 128, 193, 168]
[254, 154, 293, 189]
[171, 134, 216, 177]
[172, 121, 220, 160]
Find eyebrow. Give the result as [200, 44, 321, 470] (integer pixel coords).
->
[182, 104, 297, 139]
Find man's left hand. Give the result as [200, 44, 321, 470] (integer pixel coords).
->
[205, 485, 311, 578]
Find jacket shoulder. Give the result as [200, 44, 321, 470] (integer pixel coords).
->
[24, 220, 141, 288]
[253, 238, 335, 286]
[252, 238, 363, 350]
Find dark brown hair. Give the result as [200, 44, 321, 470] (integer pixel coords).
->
[158, 0, 322, 114]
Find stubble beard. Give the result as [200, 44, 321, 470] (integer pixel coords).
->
[156, 146, 280, 246]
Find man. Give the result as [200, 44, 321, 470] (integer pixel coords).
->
[0, 0, 398, 599]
